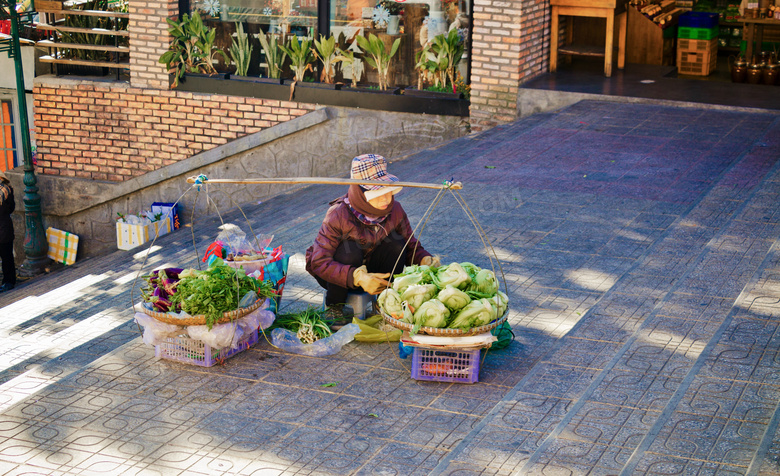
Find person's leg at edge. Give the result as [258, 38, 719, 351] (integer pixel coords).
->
[0, 241, 16, 291]
[313, 240, 364, 326]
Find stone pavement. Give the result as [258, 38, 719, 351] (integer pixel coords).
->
[1, 100, 780, 475]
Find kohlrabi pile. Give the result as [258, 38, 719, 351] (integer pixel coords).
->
[378, 262, 508, 335]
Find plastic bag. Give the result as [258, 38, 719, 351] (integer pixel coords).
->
[187, 311, 266, 349]
[134, 312, 185, 346]
[271, 323, 360, 356]
[398, 341, 414, 359]
[216, 223, 254, 255]
[188, 322, 237, 349]
[490, 321, 515, 350]
[238, 291, 257, 307]
[353, 314, 402, 342]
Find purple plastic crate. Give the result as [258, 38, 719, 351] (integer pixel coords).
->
[411, 347, 481, 383]
[155, 328, 258, 367]
[679, 11, 719, 29]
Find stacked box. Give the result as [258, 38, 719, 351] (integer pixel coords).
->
[117, 216, 172, 250]
[151, 202, 181, 230]
[411, 347, 481, 384]
[678, 26, 719, 40]
[155, 328, 259, 367]
[678, 11, 719, 28]
[677, 38, 717, 76]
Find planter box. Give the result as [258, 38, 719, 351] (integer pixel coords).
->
[230, 75, 285, 85]
[402, 87, 465, 100]
[182, 72, 230, 82]
[175, 74, 468, 116]
[292, 80, 343, 90]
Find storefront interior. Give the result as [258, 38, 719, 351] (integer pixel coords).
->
[525, 1, 780, 114]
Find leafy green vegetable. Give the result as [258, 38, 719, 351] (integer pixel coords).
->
[378, 288, 403, 317]
[378, 261, 508, 332]
[392, 272, 426, 295]
[466, 269, 498, 298]
[269, 306, 334, 344]
[437, 285, 471, 311]
[448, 298, 496, 330]
[412, 299, 449, 335]
[494, 291, 508, 317]
[432, 262, 471, 290]
[168, 258, 274, 329]
[401, 284, 438, 311]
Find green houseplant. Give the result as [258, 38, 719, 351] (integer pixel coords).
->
[257, 30, 288, 80]
[413, 30, 464, 93]
[355, 33, 400, 91]
[313, 33, 340, 84]
[159, 11, 226, 88]
[337, 47, 364, 87]
[433, 29, 465, 91]
[228, 22, 253, 77]
[279, 36, 315, 82]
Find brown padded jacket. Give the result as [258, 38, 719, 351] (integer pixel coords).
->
[305, 196, 431, 289]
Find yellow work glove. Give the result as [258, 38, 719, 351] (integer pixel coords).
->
[353, 265, 391, 295]
[421, 255, 441, 267]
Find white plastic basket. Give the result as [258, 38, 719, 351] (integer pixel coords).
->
[155, 328, 259, 367]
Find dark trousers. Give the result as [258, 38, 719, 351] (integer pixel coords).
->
[317, 236, 407, 307]
[0, 241, 15, 286]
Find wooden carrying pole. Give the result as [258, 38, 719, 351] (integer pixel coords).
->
[186, 176, 463, 190]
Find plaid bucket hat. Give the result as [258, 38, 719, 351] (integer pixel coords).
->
[350, 154, 401, 200]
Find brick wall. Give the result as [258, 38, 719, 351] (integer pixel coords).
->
[33, 83, 316, 181]
[128, 0, 176, 90]
[469, 0, 550, 132]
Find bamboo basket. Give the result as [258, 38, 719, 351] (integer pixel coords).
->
[140, 298, 267, 326]
[380, 307, 509, 337]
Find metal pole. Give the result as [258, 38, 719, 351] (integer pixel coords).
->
[9, 7, 49, 276]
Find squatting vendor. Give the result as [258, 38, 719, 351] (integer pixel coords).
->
[305, 154, 440, 327]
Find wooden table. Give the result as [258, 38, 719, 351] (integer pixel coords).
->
[550, 0, 627, 77]
[742, 17, 780, 62]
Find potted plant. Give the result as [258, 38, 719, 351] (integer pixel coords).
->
[159, 11, 227, 88]
[434, 29, 465, 91]
[406, 30, 466, 98]
[313, 33, 341, 85]
[257, 30, 288, 83]
[337, 47, 364, 88]
[279, 36, 315, 83]
[228, 22, 252, 78]
[355, 32, 401, 91]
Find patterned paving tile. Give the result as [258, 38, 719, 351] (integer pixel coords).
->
[0, 102, 779, 475]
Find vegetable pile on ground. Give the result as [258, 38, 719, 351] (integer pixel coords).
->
[268, 307, 334, 344]
[378, 262, 508, 334]
[141, 258, 277, 328]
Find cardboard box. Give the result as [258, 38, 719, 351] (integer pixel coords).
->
[117, 217, 171, 250]
[46, 227, 79, 265]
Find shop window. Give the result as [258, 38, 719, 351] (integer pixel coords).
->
[0, 101, 17, 172]
[184, 0, 470, 90]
